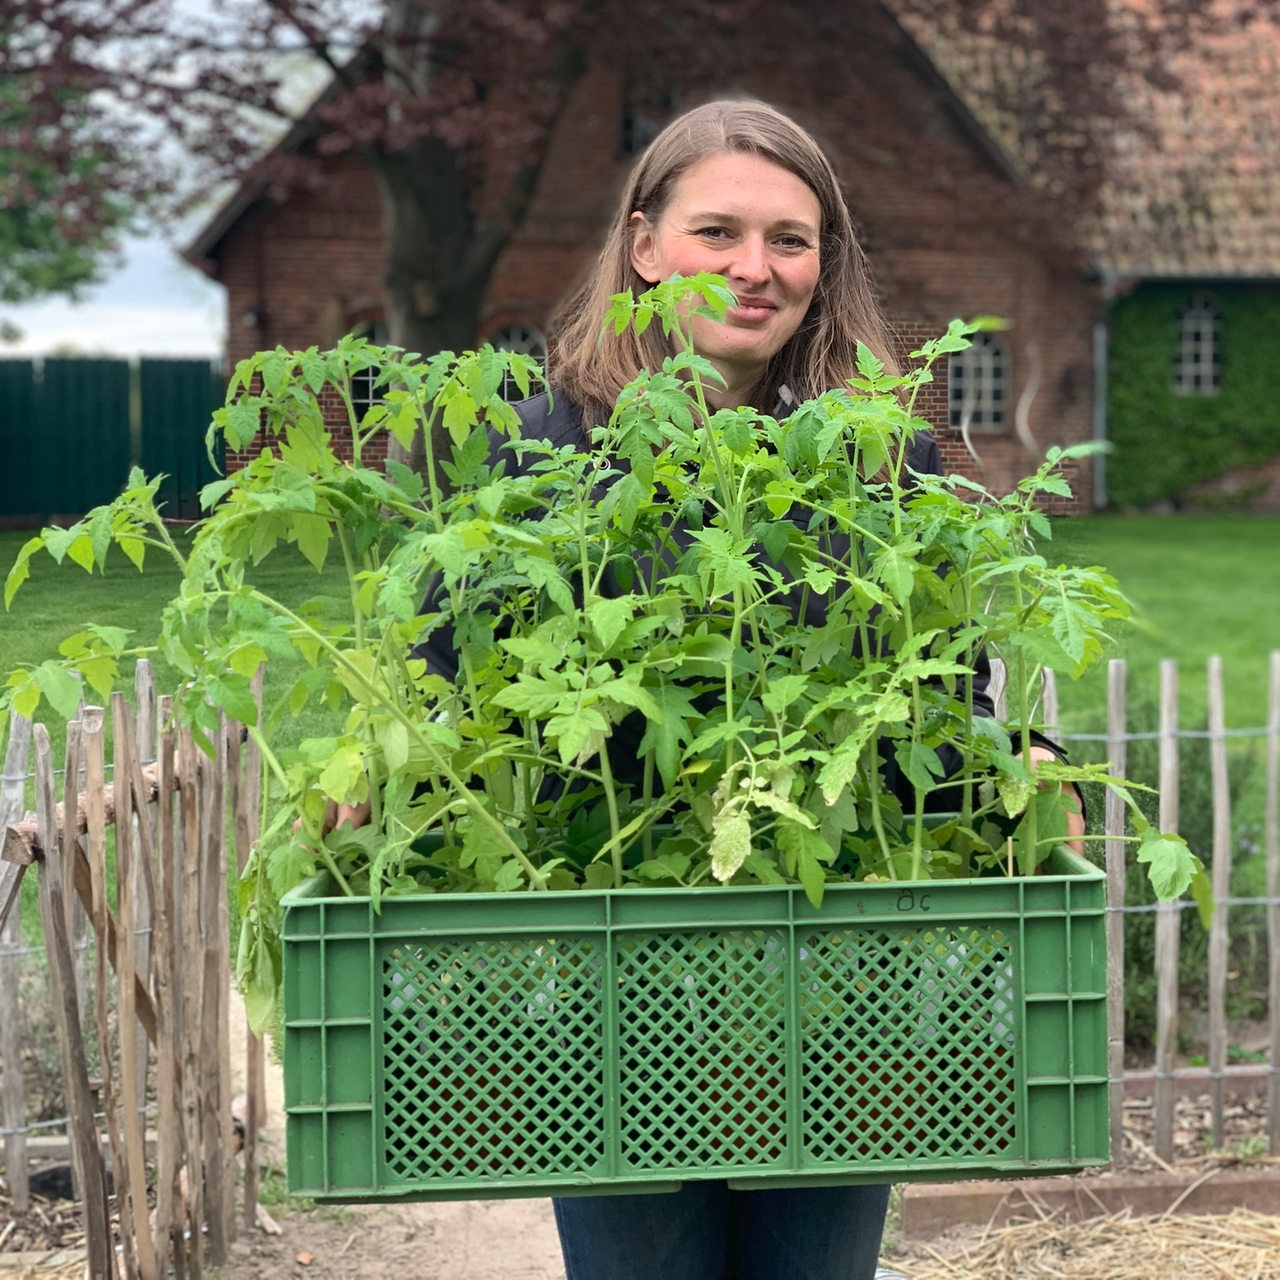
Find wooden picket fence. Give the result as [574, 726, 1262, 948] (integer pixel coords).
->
[0, 652, 1278, 1274]
[0, 664, 265, 1279]
[1036, 652, 1280, 1162]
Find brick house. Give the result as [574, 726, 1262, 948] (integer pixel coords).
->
[185, 2, 1102, 508]
[900, 0, 1280, 512]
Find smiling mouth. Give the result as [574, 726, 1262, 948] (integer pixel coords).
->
[731, 298, 777, 320]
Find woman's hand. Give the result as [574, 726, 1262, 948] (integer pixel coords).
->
[1026, 745, 1085, 856]
[292, 798, 372, 840]
[323, 799, 372, 834]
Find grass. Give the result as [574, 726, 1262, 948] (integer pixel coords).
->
[1042, 513, 1280, 731]
[1, 527, 350, 742]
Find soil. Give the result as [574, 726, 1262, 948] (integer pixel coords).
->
[208, 1196, 566, 1280]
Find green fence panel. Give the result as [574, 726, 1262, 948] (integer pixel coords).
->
[138, 359, 225, 520]
[41, 358, 134, 518]
[0, 360, 40, 522]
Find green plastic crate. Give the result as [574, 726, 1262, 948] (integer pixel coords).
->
[282, 848, 1108, 1201]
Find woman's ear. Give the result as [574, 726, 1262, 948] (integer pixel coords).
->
[629, 212, 662, 284]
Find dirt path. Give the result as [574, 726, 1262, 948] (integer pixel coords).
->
[212, 1196, 566, 1279]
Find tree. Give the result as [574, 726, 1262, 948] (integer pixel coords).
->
[0, 13, 137, 336]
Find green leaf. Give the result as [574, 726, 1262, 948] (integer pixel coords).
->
[710, 809, 751, 883]
[377, 718, 411, 773]
[442, 387, 480, 444]
[720, 412, 755, 457]
[33, 662, 84, 718]
[873, 540, 921, 604]
[546, 705, 609, 765]
[290, 513, 331, 570]
[777, 819, 835, 908]
[264, 838, 316, 905]
[761, 673, 808, 717]
[636, 679, 698, 788]
[1137, 829, 1206, 902]
[588, 596, 635, 651]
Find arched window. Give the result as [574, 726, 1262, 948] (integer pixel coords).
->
[484, 321, 548, 402]
[948, 332, 1010, 432]
[350, 318, 390, 419]
[1173, 295, 1221, 396]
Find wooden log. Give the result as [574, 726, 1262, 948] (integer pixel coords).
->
[84, 710, 133, 1277]
[200, 716, 233, 1263]
[57, 721, 87, 1208]
[59, 720, 88, 1213]
[113, 694, 160, 1280]
[0, 711, 32, 1212]
[1206, 655, 1233, 1148]
[32, 724, 113, 1279]
[60, 717, 90, 1082]
[133, 663, 157, 1121]
[1266, 650, 1280, 1156]
[152, 697, 187, 1273]
[1153, 659, 1182, 1164]
[177, 723, 206, 1280]
[1104, 658, 1128, 1158]
[2, 752, 175, 864]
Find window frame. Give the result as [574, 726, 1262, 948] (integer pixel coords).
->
[1172, 293, 1222, 397]
[948, 331, 1011, 434]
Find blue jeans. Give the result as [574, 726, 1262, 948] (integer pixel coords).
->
[553, 1181, 891, 1280]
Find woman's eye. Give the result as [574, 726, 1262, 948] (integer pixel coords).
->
[776, 235, 811, 251]
[696, 226, 731, 241]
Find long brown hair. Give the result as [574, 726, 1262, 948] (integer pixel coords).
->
[552, 98, 899, 420]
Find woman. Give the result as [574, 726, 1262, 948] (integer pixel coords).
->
[493, 97, 1080, 1280]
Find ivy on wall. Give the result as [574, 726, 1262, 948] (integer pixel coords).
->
[1106, 283, 1280, 508]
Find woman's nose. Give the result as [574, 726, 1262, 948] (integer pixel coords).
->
[729, 235, 770, 285]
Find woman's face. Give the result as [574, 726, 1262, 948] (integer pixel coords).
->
[630, 151, 822, 403]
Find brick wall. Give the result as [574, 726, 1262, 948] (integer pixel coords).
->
[205, 3, 1100, 507]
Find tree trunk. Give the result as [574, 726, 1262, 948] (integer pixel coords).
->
[372, 138, 493, 475]
[370, 3, 594, 479]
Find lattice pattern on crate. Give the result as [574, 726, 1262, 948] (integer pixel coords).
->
[798, 924, 1018, 1162]
[615, 929, 790, 1171]
[381, 936, 607, 1182]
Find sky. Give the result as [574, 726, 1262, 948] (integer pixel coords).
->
[1, 232, 227, 360]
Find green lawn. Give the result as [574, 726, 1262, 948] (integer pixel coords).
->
[1, 527, 351, 777]
[1043, 513, 1280, 732]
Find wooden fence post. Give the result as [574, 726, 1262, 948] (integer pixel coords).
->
[1, 710, 32, 1213]
[177, 723, 207, 1279]
[152, 695, 188, 1274]
[133, 662, 157, 1119]
[201, 715, 234, 1263]
[1104, 658, 1128, 1158]
[1153, 659, 1181, 1163]
[1206, 655, 1233, 1148]
[112, 692, 161, 1279]
[33, 722, 113, 1278]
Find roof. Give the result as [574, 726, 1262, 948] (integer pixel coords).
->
[892, 0, 1280, 280]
